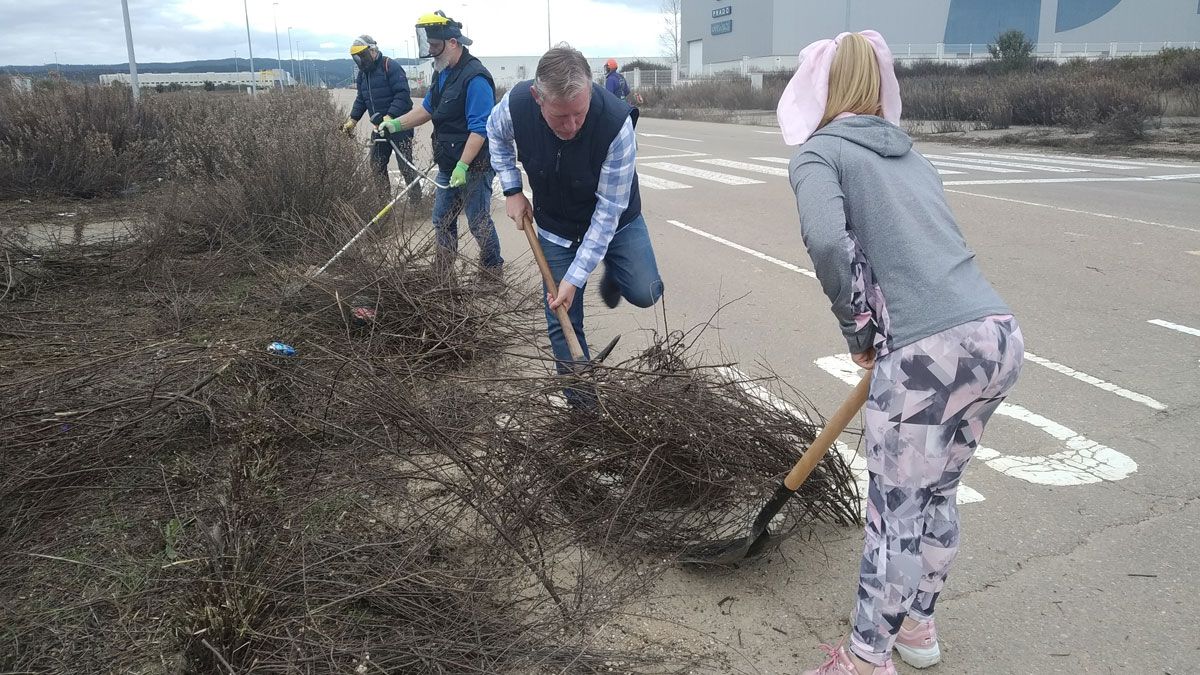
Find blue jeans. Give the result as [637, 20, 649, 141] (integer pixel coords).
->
[431, 167, 503, 268]
[540, 215, 663, 396]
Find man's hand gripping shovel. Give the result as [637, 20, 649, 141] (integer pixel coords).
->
[520, 213, 619, 374]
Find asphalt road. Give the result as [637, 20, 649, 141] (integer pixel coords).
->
[338, 89, 1200, 673]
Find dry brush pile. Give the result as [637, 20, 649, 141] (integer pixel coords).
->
[3, 84, 863, 673]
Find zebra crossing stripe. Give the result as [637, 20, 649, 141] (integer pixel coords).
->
[637, 174, 693, 190]
[751, 156, 792, 164]
[643, 162, 765, 185]
[930, 160, 1023, 174]
[924, 154, 1086, 173]
[956, 152, 1144, 170]
[978, 151, 1197, 169]
[697, 158, 789, 177]
[937, 168, 964, 175]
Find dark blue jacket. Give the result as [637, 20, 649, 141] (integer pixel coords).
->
[510, 80, 641, 243]
[351, 55, 413, 138]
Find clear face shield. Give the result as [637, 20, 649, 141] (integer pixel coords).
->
[352, 48, 376, 71]
[415, 26, 438, 59]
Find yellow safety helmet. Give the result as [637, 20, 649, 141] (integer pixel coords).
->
[349, 34, 377, 56]
[415, 10, 471, 58]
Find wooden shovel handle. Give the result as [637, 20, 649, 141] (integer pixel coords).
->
[783, 372, 872, 491]
[521, 213, 586, 362]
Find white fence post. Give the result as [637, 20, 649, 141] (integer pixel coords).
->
[936, 42, 945, 61]
[750, 72, 763, 91]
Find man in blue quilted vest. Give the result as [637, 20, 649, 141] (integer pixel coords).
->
[341, 35, 420, 204]
[487, 44, 664, 399]
[379, 12, 503, 279]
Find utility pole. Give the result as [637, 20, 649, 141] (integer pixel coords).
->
[843, 0, 852, 32]
[272, 3, 284, 88]
[242, 0, 257, 95]
[234, 48, 240, 87]
[288, 27, 297, 86]
[120, 0, 141, 100]
[546, 0, 551, 50]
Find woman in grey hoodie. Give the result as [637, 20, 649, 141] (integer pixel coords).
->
[780, 32, 1025, 675]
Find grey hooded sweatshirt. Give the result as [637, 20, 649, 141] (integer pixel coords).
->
[789, 115, 1010, 355]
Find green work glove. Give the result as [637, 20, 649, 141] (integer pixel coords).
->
[378, 116, 405, 135]
[340, 118, 356, 135]
[449, 161, 469, 188]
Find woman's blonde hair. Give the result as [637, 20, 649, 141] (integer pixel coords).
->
[820, 33, 883, 129]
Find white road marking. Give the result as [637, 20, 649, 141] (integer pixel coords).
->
[942, 173, 1200, 187]
[638, 174, 693, 190]
[930, 160, 1024, 174]
[1187, 250, 1200, 257]
[716, 366, 877, 509]
[924, 154, 1086, 173]
[752, 156, 792, 164]
[1148, 319, 1200, 337]
[944, 189, 1200, 234]
[938, 169, 965, 175]
[956, 152, 1146, 170]
[1024, 352, 1166, 410]
[810, 357, 984, 505]
[978, 403, 1139, 486]
[817, 354, 1138, 487]
[697, 158, 790, 177]
[639, 133, 702, 142]
[665, 220, 815, 278]
[645, 162, 765, 185]
[753, 130, 783, 135]
[638, 152, 709, 160]
[981, 151, 1198, 169]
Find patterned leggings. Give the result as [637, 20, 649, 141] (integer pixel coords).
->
[850, 315, 1024, 665]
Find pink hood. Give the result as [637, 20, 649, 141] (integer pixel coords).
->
[776, 30, 902, 146]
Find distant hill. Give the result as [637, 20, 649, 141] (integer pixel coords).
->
[2, 56, 426, 88]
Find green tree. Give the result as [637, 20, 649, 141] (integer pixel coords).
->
[203, 80, 215, 91]
[988, 30, 1036, 71]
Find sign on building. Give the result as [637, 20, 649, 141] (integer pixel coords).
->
[711, 19, 733, 35]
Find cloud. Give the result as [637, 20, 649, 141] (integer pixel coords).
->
[0, 0, 672, 66]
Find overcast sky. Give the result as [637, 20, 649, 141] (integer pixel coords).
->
[0, 0, 671, 66]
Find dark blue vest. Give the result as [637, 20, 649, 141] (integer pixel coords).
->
[429, 50, 494, 173]
[509, 81, 642, 244]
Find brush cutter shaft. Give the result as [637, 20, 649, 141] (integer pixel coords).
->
[312, 170, 429, 278]
[783, 372, 872, 491]
[521, 214, 586, 362]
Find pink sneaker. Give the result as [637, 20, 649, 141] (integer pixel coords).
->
[894, 617, 941, 668]
[802, 642, 898, 675]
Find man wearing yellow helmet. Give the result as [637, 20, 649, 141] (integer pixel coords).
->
[379, 11, 502, 277]
[342, 35, 420, 203]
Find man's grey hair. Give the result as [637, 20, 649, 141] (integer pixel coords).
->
[534, 43, 593, 100]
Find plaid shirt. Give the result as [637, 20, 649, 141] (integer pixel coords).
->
[487, 89, 637, 288]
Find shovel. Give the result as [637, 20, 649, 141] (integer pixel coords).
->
[521, 213, 619, 372]
[680, 371, 872, 566]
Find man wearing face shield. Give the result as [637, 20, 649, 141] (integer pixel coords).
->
[342, 35, 420, 204]
[379, 12, 503, 278]
[486, 44, 663, 402]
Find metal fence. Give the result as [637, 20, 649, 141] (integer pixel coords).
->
[696, 41, 1199, 79]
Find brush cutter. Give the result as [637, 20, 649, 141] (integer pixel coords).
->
[282, 167, 432, 298]
[679, 372, 872, 566]
[521, 213, 619, 372]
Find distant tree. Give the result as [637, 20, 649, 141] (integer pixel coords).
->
[988, 30, 1036, 70]
[203, 80, 215, 91]
[659, 0, 682, 66]
[154, 83, 165, 94]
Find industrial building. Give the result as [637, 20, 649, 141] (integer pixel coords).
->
[99, 69, 296, 89]
[682, 0, 1200, 75]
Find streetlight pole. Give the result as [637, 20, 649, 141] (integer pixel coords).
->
[242, 0, 257, 95]
[272, 3, 285, 88]
[120, 0, 140, 101]
[546, 0, 551, 50]
[288, 27, 297, 87]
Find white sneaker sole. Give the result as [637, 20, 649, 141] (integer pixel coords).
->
[895, 641, 941, 669]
